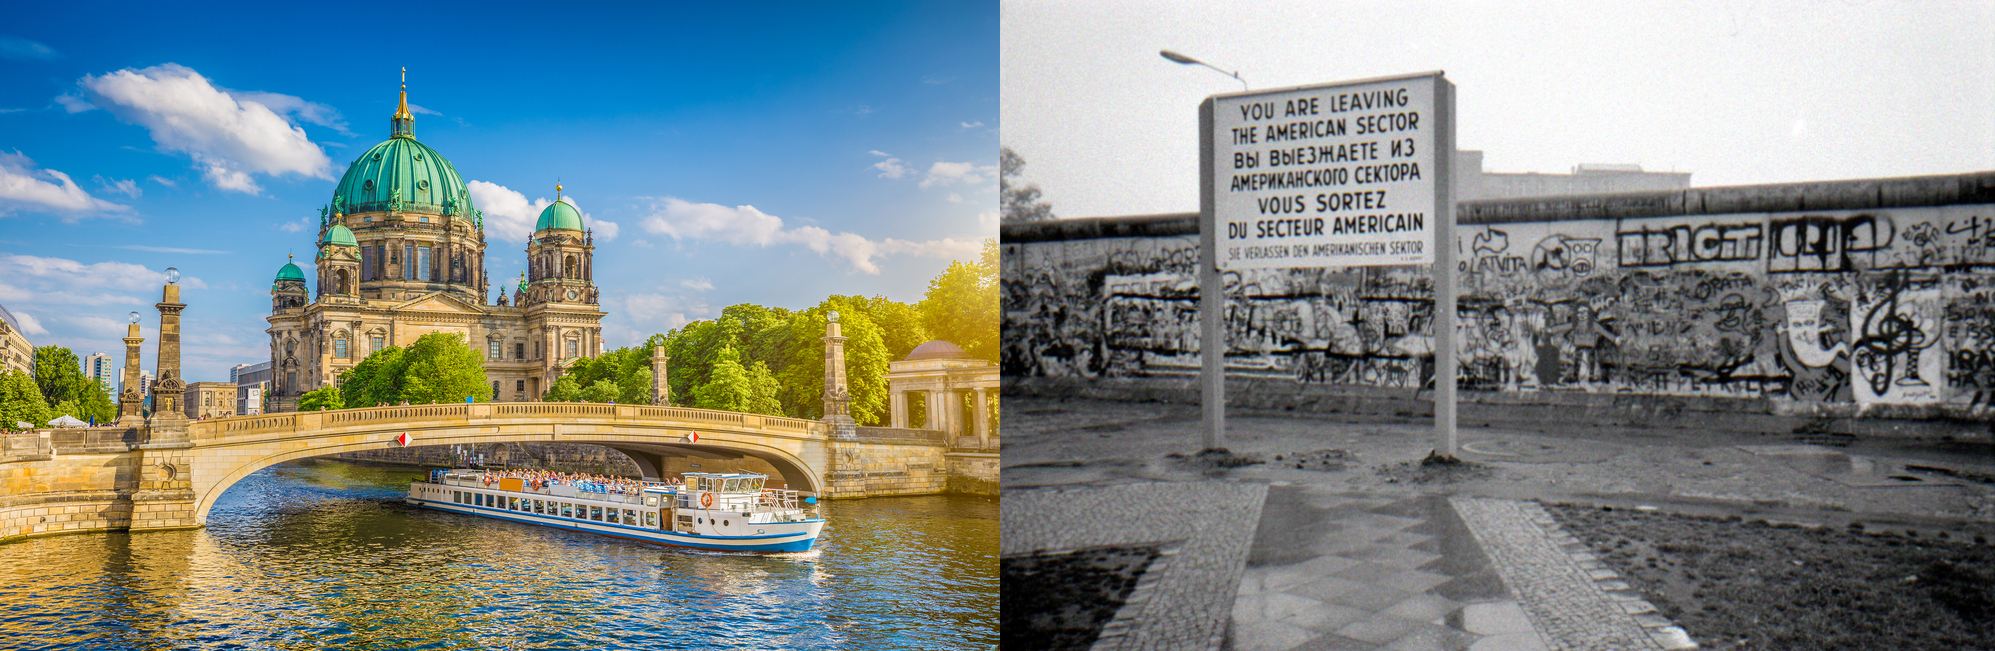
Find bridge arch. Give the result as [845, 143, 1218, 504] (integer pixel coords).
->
[186, 403, 829, 525]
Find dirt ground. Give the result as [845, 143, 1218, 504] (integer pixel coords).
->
[1547, 503, 1995, 651]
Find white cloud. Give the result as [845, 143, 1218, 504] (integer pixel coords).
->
[0, 254, 206, 292]
[235, 90, 351, 136]
[10, 310, 47, 336]
[466, 180, 607, 243]
[947, 193, 963, 203]
[74, 64, 332, 195]
[960, 120, 984, 129]
[921, 75, 952, 86]
[920, 160, 998, 188]
[0, 151, 130, 217]
[680, 278, 715, 291]
[116, 245, 228, 255]
[639, 196, 983, 274]
[147, 175, 176, 188]
[977, 211, 999, 230]
[869, 150, 910, 179]
[407, 103, 443, 116]
[94, 175, 141, 198]
[592, 219, 620, 241]
[279, 216, 308, 233]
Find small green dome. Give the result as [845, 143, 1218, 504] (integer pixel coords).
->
[535, 197, 584, 232]
[274, 260, 306, 286]
[331, 135, 472, 218]
[320, 224, 358, 247]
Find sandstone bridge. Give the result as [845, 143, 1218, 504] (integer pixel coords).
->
[1, 402, 996, 542]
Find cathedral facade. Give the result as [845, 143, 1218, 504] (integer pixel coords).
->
[266, 76, 605, 411]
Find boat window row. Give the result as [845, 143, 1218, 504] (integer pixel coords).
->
[426, 485, 658, 529]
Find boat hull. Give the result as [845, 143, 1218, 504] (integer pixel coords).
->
[405, 496, 824, 553]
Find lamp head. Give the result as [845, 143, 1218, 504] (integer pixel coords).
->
[128, 311, 140, 324]
[165, 267, 180, 284]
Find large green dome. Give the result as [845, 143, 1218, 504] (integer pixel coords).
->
[535, 197, 585, 232]
[320, 223, 358, 247]
[330, 135, 473, 218]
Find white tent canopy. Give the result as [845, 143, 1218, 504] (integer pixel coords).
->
[48, 415, 88, 428]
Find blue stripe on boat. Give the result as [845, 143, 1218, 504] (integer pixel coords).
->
[405, 497, 819, 552]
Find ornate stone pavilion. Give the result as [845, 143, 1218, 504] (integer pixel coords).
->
[266, 73, 604, 411]
[886, 340, 998, 448]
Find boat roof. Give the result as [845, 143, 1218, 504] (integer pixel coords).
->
[684, 472, 766, 479]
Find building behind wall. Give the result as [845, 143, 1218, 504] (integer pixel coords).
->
[84, 352, 115, 396]
[184, 382, 237, 420]
[1455, 150, 1691, 201]
[232, 361, 271, 415]
[0, 304, 33, 376]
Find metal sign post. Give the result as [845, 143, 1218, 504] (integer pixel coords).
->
[1198, 71, 1457, 456]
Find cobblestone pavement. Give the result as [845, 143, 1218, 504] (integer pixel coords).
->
[1002, 481, 1267, 650]
[1453, 497, 1696, 650]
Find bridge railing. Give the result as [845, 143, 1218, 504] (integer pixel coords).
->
[188, 402, 826, 440]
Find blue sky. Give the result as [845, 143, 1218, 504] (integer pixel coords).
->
[0, 2, 998, 382]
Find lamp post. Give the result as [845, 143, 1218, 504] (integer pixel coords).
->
[1160, 49, 1248, 90]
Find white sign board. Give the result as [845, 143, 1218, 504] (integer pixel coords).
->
[1210, 73, 1445, 269]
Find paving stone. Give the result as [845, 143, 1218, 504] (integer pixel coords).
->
[1461, 601, 1536, 635]
[1468, 632, 1553, 651]
[1380, 592, 1462, 622]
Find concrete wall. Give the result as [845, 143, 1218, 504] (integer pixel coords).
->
[1002, 172, 1995, 423]
[0, 431, 140, 543]
[945, 451, 998, 496]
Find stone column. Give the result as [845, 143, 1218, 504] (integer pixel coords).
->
[132, 274, 195, 532]
[927, 390, 943, 430]
[651, 345, 671, 405]
[149, 278, 189, 440]
[973, 387, 991, 448]
[821, 311, 854, 438]
[118, 318, 145, 425]
[889, 390, 906, 428]
[822, 311, 849, 418]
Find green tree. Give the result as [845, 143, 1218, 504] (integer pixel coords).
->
[745, 361, 784, 416]
[336, 333, 489, 406]
[398, 333, 492, 404]
[0, 370, 52, 430]
[543, 375, 583, 402]
[339, 346, 407, 408]
[580, 379, 620, 403]
[917, 242, 999, 362]
[1000, 147, 1055, 223]
[693, 345, 761, 413]
[618, 367, 654, 404]
[28, 346, 113, 423]
[298, 385, 344, 411]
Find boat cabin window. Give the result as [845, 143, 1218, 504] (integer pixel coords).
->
[561, 503, 574, 519]
[624, 509, 637, 525]
[589, 506, 602, 522]
[645, 512, 658, 528]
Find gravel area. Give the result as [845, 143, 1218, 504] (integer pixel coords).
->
[1001, 544, 1163, 650]
[1547, 503, 1995, 650]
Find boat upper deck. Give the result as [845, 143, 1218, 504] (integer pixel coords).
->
[428, 469, 672, 507]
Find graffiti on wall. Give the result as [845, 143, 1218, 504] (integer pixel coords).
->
[1002, 205, 1995, 413]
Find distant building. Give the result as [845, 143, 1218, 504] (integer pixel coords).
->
[184, 382, 237, 420]
[1455, 150, 1691, 201]
[0, 304, 33, 376]
[135, 370, 155, 400]
[232, 362, 272, 416]
[84, 352, 115, 395]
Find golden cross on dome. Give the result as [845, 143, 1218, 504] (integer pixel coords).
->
[401, 67, 407, 89]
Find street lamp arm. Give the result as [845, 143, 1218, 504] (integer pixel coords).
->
[1159, 49, 1248, 90]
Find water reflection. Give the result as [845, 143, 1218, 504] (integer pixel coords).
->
[0, 459, 996, 650]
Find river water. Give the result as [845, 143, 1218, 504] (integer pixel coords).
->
[0, 459, 998, 650]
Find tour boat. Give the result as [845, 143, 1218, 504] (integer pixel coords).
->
[405, 469, 826, 552]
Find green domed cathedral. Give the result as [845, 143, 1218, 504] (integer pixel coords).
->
[265, 73, 606, 411]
